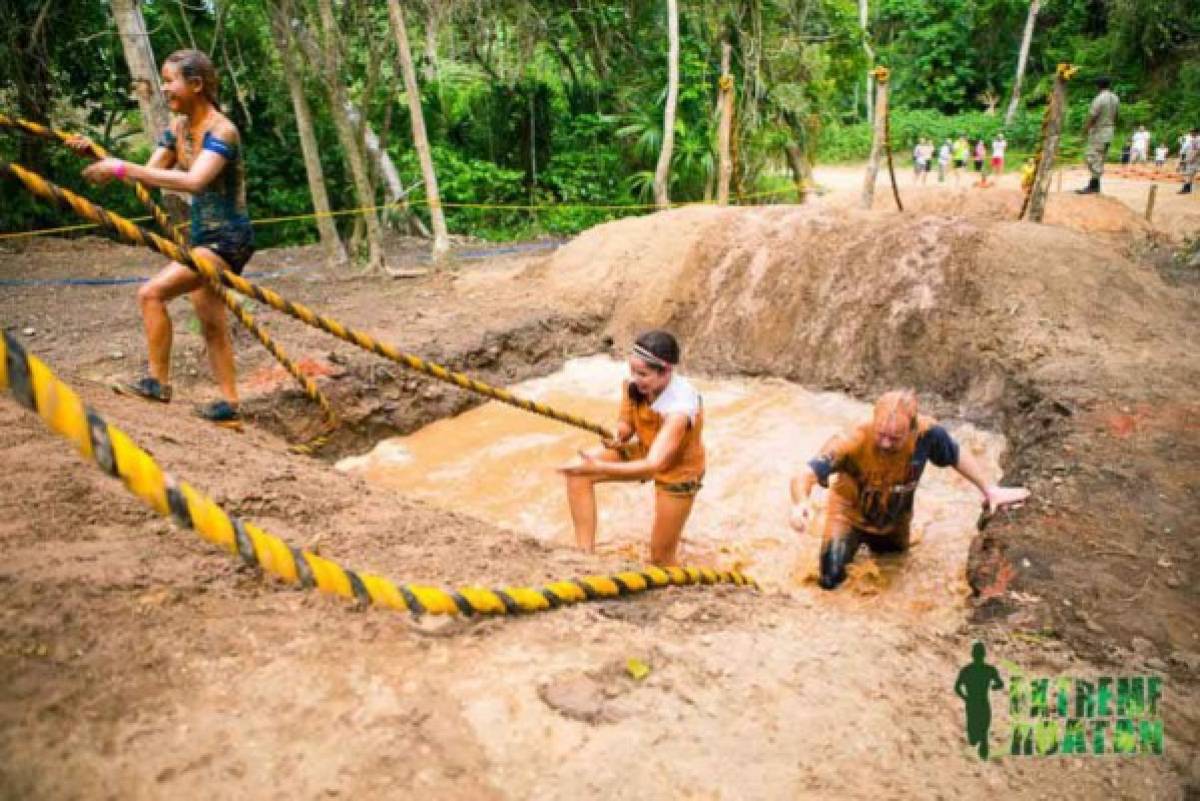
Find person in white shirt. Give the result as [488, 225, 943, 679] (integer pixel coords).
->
[991, 134, 1007, 176]
[937, 140, 952, 183]
[1130, 125, 1151, 165]
[1155, 144, 1169, 171]
[559, 330, 706, 566]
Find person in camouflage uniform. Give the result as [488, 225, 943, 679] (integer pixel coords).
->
[1180, 129, 1199, 195]
[1077, 76, 1119, 195]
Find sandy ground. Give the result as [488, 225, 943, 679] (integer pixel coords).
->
[0, 161, 1197, 799]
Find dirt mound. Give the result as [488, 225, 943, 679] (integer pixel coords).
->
[540, 204, 1191, 406]
[858, 185, 1152, 235]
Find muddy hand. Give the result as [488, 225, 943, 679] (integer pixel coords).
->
[985, 485, 1030, 512]
[82, 158, 122, 185]
[66, 135, 96, 155]
[558, 450, 601, 477]
[789, 502, 812, 535]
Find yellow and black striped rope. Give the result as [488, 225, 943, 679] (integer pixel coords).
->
[0, 329, 755, 615]
[0, 114, 340, 453]
[0, 160, 613, 440]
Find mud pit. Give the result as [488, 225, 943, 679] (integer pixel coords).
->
[339, 355, 1006, 626]
[1, 171, 1198, 799]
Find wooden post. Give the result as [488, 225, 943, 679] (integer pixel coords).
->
[1024, 64, 1074, 223]
[717, 42, 734, 206]
[1145, 184, 1158, 222]
[861, 67, 893, 210]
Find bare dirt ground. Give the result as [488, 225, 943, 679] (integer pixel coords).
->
[0, 162, 1197, 800]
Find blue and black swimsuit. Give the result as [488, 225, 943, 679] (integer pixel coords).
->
[159, 125, 255, 273]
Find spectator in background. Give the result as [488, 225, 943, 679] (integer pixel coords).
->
[938, 139, 952, 183]
[952, 135, 970, 185]
[991, 133, 1007, 177]
[1155, 144, 1168, 171]
[1130, 125, 1151, 165]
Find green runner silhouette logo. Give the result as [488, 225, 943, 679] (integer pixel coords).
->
[955, 641, 1004, 760]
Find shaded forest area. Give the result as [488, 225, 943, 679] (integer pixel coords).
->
[1, 0, 1197, 256]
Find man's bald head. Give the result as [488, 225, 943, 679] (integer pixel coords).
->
[873, 390, 918, 453]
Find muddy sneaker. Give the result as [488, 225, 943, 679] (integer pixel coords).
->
[113, 376, 172, 403]
[195, 400, 243, 431]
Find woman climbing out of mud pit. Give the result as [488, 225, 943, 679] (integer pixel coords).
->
[789, 390, 1030, 590]
[70, 49, 253, 430]
[558, 330, 705, 567]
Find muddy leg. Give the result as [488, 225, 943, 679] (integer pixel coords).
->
[188, 247, 239, 405]
[818, 511, 861, 590]
[564, 447, 623, 553]
[648, 489, 696, 567]
[136, 262, 204, 385]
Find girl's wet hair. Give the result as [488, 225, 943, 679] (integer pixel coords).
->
[633, 329, 680, 371]
[164, 49, 219, 107]
[628, 330, 680, 402]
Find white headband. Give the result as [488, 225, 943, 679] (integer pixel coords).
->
[631, 343, 670, 369]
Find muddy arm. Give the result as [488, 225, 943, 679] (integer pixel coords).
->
[591, 414, 687, 480]
[953, 448, 1030, 511]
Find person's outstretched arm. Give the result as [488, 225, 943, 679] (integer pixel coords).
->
[953, 444, 1030, 512]
[560, 413, 688, 481]
[82, 120, 237, 195]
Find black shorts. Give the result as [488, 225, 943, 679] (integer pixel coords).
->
[954, 159, 965, 168]
[194, 230, 255, 274]
[973, 160, 984, 172]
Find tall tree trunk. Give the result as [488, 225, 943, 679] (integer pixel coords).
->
[112, 0, 170, 145]
[861, 73, 889, 209]
[859, 0, 874, 124]
[717, 42, 734, 206]
[111, 0, 189, 223]
[345, 103, 431, 238]
[653, 0, 679, 210]
[284, 10, 425, 238]
[784, 143, 809, 203]
[387, 0, 450, 262]
[313, 0, 385, 272]
[1004, 0, 1040, 126]
[268, 2, 347, 265]
[423, 0, 440, 81]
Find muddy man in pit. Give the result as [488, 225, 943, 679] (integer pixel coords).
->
[559, 330, 705, 567]
[789, 390, 1029, 590]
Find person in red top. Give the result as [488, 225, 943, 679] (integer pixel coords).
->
[559, 330, 705, 566]
[789, 390, 1029, 589]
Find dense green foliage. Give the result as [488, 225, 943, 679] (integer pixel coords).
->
[1, 0, 1196, 248]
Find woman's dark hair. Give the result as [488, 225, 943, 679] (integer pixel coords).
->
[628, 329, 680, 402]
[634, 329, 680, 370]
[164, 49, 220, 107]
[1096, 76, 1111, 90]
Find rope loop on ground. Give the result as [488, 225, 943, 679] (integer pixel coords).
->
[0, 329, 756, 616]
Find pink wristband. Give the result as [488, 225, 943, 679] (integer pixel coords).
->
[113, 161, 127, 180]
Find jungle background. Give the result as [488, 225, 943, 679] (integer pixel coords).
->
[2, 0, 1197, 250]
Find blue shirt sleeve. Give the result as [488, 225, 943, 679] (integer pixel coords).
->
[923, 425, 960, 467]
[807, 455, 836, 488]
[201, 131, 237, 160]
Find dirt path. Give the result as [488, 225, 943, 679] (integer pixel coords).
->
[1, 174, 1197, 798]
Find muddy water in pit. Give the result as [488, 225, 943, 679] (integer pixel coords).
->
[338, 356, 1007, 626]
